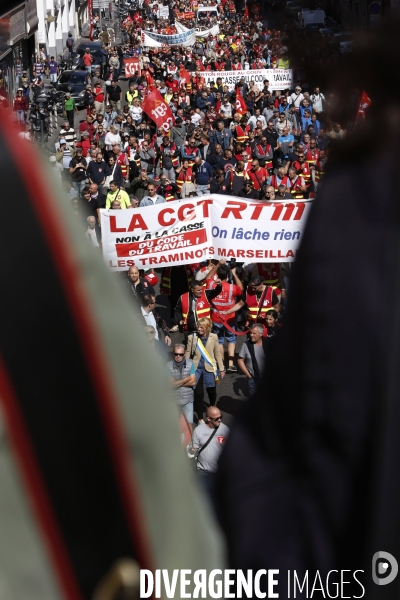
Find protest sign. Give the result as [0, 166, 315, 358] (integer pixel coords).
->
[100, 196, 312, 271]
[158, 5, 169, 18]
[123, 58, 141, 77]
[196, 68, 293, 92]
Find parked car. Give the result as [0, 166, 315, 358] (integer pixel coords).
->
[54, 70, 91, 108]
[333, 32, 354, 53]
[75, 41, 103, 71]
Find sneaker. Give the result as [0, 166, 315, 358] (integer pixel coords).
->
[226, 365, 237, 373]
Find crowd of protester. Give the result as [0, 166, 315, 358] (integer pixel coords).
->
[4, 0, 355, 482]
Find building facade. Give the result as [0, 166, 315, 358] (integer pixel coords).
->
[0, 0, 38, 101]
[36, 0, 78, 61]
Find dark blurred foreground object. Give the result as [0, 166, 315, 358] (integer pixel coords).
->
[0, 118, 224, 599]
[216, 20, 400, 599]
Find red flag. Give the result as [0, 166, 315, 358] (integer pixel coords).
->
[179, 67, 191, 85]
[142, 89, 175, 135]
[235, 88, 248, 115]
[356, 90, 371, 121]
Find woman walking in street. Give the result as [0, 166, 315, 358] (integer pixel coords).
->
[186, 317, 225, 424]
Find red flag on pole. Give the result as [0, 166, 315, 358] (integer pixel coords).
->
[141, 89, 175, 135]
[356, 90, 372, 121]
[179, 67, 192, 86]
[235, 88, 248, 115]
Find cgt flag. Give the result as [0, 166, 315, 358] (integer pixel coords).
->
[235, 87, 248, 115]
[356, 90, 371, 121]
[142, 88, 175, 134]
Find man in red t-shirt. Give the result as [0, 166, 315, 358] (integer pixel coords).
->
[207, 261, 244, 373]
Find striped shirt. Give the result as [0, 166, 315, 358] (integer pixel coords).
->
[59, 127, 77, 145]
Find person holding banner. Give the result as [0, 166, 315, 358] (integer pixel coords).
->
[186, 318, 225, 424]
[208, 263, 244, 374]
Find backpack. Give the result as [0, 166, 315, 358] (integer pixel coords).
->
[66, 38, 73, 48]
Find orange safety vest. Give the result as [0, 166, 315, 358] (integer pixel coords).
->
[235, 124, 249, 143]
[158, 184, 175, 202]
[182, 147, 198, 168]
[288, 176, 305, 199]
[269, 175, 290, 192]
[176, 166, 193, 194]
[248, 167, 267, 191]
[246, 286, 277, 320]
[306, 148, 320, 168]
[255, 144, 273, 170]
[116, 153, 128, 178]
[256, 263, 281, 287]
[180, 290, 211, 331]
[314, 158, 326, 183]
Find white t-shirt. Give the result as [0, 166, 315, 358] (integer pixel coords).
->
[141, 307, 159, 338]
[192, 423, 230, 473]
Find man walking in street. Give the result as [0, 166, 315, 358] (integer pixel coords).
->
[238, 323, 270, 396]
[191, 406, 229, 489]
[167, 344, 196, 424]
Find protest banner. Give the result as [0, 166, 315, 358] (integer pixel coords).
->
[123, 58, 141, 77]
[100, 196, 312, 271]
[141, 28, 196, 47]
[196, 68, 293, 92]
[175, 21, 219, 37]
[141, 88, 175, 133]
[176, 11, 195, 19]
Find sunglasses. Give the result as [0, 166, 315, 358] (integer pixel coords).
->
[209, 415, 223, 421]
[174, 352, 184, 357]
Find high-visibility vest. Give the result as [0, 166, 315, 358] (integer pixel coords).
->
[306, 148, 320, 168]
[256, 262, 280, 286]
[160, 143, 179, 169]
[180, 290, 211, 331]
[126, 90, 139, 105]
[160, 264, 197, 295]
[269, 174, 290, 192]
[314, 158, 327, 183]
[246, 286, 277, 320]
[210, 280, 238, 323]
[158, 184, 175, 202]
[176, 166, 193, 193]
[256, 144, 273, 170]
[235, 124, 249, 143]
[301, 164, 312, 187]
[116, 153, 128, 178]
[182, 147, 198, 168]
[288, 176, 305, 199]
[248, 167, 267, 191]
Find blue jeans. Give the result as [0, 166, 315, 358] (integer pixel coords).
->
[15, 110, 25, 124]
[247, 376, 257, 397]
[72, 181, 87, 198]
[212, 321, 237, 344]
[196, 184, 210, 195]
[181, 401, 194, 423]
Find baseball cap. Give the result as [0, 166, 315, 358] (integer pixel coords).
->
[59, 138, 67, 144]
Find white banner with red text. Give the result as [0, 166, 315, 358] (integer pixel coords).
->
[196, 68, 293, 92]
[100, 196, 313, 271]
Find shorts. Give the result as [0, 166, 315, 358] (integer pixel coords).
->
[212, 321, 237, 344]
[181, 401, 193, 424]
